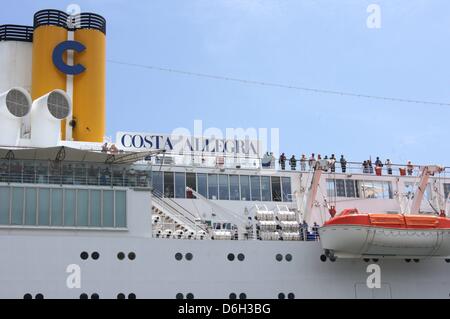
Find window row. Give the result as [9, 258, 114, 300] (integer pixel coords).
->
[152, 172, 292, 202]
[445, 184, 450, 200]
[327, 179, 393, 199]
[0, 186, 127, 228]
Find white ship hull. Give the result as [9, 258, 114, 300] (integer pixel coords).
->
[1, 233, 450, 299]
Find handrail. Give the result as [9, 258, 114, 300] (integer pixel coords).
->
[151, 188, 208, 232]
[34, 9, 106, 34]
[0, 25, 33, 42]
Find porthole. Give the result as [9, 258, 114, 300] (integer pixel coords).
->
[239, 293, 247, 300]
[128, 293, 136, 299]
[275, 254, 283, 262]
[227, 253, 235, 261]
[91, 293, 100, 299]
[185, 253, 193, 261]
[117, 252, 125, 260]
[237, 253, 245, 261]
[128, 252, 136, 260]
[229, 293, 237, 300]
[91, 252, 100, 260]
[80, 251, 89, 260]
[186, 293, 194, 300]
[35, 294, 44, 300]
[278, 293, 285, 300]
[23, 293, 32, 300]
[176, 293, 184, 300]
[285, 254, 293, 262]
[175, 253, 183, 261]
[117, 293, 126, 300]
[80, 293, 89, 300]
[288, 293, 295, 299]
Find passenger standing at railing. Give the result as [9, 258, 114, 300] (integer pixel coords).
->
[375, 157, 383, 168]
[330, 154, 336, 173]
[308, 153, 316, 171]
[322, 156, 330, 172]
[368, 159, 374, 174]
[385, 159, 393, 175]
[279, 153, 287, 170]
[407, 161, 414, 176]
[270, 153, 276, 169]
[363, 161, 369, 174]
[340, 155, 347, 173]
[289, 155, 297, 171]
[300, 155, 307, 171]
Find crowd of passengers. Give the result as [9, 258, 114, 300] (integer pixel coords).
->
[267, 152, 417, 176]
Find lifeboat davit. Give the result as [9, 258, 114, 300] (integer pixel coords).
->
[319, 209, 450, 259]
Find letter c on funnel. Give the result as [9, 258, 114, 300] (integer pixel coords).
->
[52, 40, 86, 75]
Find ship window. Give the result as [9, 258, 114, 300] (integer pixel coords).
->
[80, 251, 89, 260]
[335, 180, 346, 197]
[361, 181, 394, 199]
[275, 254, 283, 262]
[250, 176, 261, 201]
[445, 184, 450, 201]
[176, 293, 184, 300]
[197, 174, 208, 198]
[240, 175, 250, 201]
[35, 294, 44, 300]
[164, 172, 174, 198]
[25, 188, 37, 226]
[0, 186, 10, 225]
[239, 293, 247, 299]
[151, 171, 163, 195]
[51, 189, 63, 226]
[77, 190, 89, 227]
[229, 293, 237, 299]
[115, 191, 127, 228]
[128, 293, 136, 299]
[185, 253, 193, 261]
[404, 182, 429, 201]
[117, 293, 126, 299]
[91, 293, 99, 299]
[38, 188, 50, 226]
[90, 190, 101, 227]
[229, 175, 240, 200]
[219, 175, 230, 200]
[80, 293, 89, 299]
[175, 172, 186, 199]
[282, 177, 292, 202]
[91, 252, 100, 260]
[237, 253, 245, 261]
[288, 293, 295, 299]
[11, 187, 24, 225]
[208, 174, 218, 200]
[23, 294, 32, 300]
[175, 253, 183, 261]
[345, 180, 356, 198]
[186, 173, 196, 198]
[271, 177, 282, 202]
[227, 253, 235, 261]
[186, 293, 194, 300]
[285, 254, 293, 262]
[117, 252, 125, 260]
[64, 189, 76, 227]
[128, 252, 136, 260]
[261, 176, 271, 201]
[103, 190, 114, 227]
[278, 293, 285, 300]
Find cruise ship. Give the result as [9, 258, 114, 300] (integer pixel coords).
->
[1, 9, 450, 300]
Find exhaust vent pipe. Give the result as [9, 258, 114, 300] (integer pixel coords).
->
[0, 87, 32, 146]
[30, 89, 71, 147]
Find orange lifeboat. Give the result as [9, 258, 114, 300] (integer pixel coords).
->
[319, 209, 450, 260]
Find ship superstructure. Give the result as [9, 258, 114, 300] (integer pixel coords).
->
[1, 9, 450, 300]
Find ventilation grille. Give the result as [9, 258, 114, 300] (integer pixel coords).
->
[47, 91, 70, 120]
[5, 89, 30, 118]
